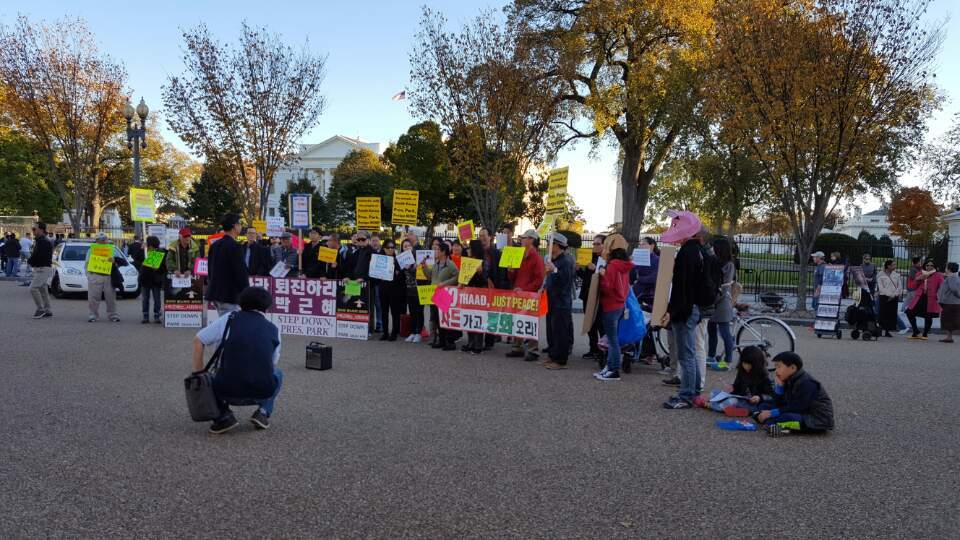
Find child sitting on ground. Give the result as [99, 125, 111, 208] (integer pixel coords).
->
[755, 351, 835, 437]
[707, 346, 773, 416]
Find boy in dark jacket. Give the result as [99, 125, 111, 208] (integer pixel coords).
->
[756, 352, 835, 437]
[139, 236, 167, 323]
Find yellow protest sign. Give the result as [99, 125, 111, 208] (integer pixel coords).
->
[457, 220, 475, 243]
[252, 219, 267, 234]
[499, 246, 525, 269]
[391, 189, 419, 225]
[317, 246, 338, 263]
[416, 266, 427, 281]
[576, 248, 593, 267]
[546, 167, 568, 216]
[458, 257, 482, 285]
[356, 197, 381, 230]
[537, 214, 557, 238]
[129, 188, 156, 222]
[417, 285, 437, 305]
[86, 244, 113, 275]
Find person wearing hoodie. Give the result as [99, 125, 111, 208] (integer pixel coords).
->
[756, 352, 835, 437]
[593, 233, 633, 381]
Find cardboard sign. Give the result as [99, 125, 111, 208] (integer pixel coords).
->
[537, 214, 557, 238]
[86, 245, 113, 275]
[417, 285, 437, 305]
[457, 220, 475, 243]
[458, 256, 482, 285]
[499, 246, 525, 268]
[289, 193, 312, 229]
[252, 219, 267, 234]
[396, 249, 416, 268]
[317, 246, 338, 263]
[369, 253, 394, 281]
[146, 224, 166, 240]
[650, 244, 677, 328]
[391, 189, 419, 225]
[581, 273, 600, 335]
[576, 248, 593, 267]
[270, 261, 290, 278]
[193, 257, 208, 276]
[356, 197, 381, 230]
[266, 217, 285, 237]
[545, 166, 568, 216]
[142, 250, 164, 270]
[631, 248, 651, 267]
[129, 188, 155, 222]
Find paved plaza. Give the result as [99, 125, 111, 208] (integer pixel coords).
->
[1, 281, 957, 538]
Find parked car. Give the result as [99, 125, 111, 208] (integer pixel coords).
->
[49, 240, 140, 298]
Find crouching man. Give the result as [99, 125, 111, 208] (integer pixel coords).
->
[192, 286, 283, 434]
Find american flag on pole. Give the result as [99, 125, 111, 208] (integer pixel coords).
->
[391, 90, 406, 101]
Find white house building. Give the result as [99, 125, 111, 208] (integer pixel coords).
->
[265, 135, 382, 218]
[835, 206, 896, 239]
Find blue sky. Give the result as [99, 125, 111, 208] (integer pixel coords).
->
[2, 1, 958, 230]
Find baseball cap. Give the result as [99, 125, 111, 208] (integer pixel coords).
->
[521, 229, 539, 240]
[550, 232, 568, 247]
[812, 251, 825, 258]
[659, 210, 702, 243]
[95, 232, 108, 242]
[179, 227, 192, 237]
[280, 232, 292, 239]
[356, 230, 370, 239]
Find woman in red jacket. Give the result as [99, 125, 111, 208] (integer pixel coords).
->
[905, 258, 944, 340]
[594, 234, 633, 381]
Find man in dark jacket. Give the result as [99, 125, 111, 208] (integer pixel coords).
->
[27, 222, 54, 318]
[757, 352, 835, 437]
[661, 211, 708, 409]
[207, 213, 250, 316]
[4, 233, 22, 277]
[318, 233, 345, 279]
[243, 227, 272, 276]
[542, 233, 574, 369]
[301, 227, 324, 278]
[128, 236, 145, 270]
[348, 230, 374, 280]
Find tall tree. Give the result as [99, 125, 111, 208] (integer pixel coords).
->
[162, 22, 327, 221]
[0, 125, 62, 222]
[510, 0, 716, 243]
[327, 148, 393, 228]
[383, 121, 472, 237]
[0, 16, 126, 230]
[925, 113, 960, 206]
[710, 0, 940, 309]
[888, 187, 942, 245]
[408, 8, 563, 231]
[186, 158, 240, 226]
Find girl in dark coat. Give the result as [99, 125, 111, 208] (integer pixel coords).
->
[139, 235, 167, 324]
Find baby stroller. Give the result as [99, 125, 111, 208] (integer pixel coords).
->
[844, 289, 879, 341]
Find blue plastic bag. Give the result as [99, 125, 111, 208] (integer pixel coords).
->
[618, 289, 647, 346]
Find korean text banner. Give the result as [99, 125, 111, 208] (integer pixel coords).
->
[437, 286, 541, 339]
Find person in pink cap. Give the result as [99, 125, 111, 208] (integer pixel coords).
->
[659, 210, 711, 409]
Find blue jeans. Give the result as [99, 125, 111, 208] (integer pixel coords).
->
[602, 308, 624, 372]
[217, 367, 284, 419]
[5, 258, 20, 277]
[707, 321, 735, 363]
[672, 305, 702, 402]
[372, 284, 383, 330]
[141, 285, 161, 319]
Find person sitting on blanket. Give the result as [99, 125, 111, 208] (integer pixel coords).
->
[755, 352, 835, 438]
[707, 346, 773, 416]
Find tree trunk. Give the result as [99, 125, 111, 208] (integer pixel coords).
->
[619, 148, 649, 245]
[795, 233, 817, 312]
[90, 190, 103, 234]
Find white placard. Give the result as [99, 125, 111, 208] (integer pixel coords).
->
[147, 224, 166, 239]
[270, 261, 290, 278]
[368, 253, 394, 281]
[163, 311, 202, 328]
[266, 217, 285, 237]
[171, 276, 192, 289]
[597, 257, 607, 269]
[495, 233, 508, 250]
[165, 229, 181, 246]
[631, 248, 651, 267]
[415, 250, 435, 266]
[396, 250, 416, 268]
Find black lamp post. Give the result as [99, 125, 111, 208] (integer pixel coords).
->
[124, 97, 149, 237]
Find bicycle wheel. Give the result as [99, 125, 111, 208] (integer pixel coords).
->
[736, 316, 795, 357]
[654, 327, 670, 358]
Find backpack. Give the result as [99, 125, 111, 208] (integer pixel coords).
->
[697, 249, 722, 309]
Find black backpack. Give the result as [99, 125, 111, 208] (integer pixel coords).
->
[697, 248, 722, 309]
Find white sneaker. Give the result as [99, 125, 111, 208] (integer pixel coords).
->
[593, 367, 610, 379]
[410, 334, 422, 343]
[897, 328, 910, 335]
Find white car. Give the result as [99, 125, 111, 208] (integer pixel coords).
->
[49, 241, 140, 298]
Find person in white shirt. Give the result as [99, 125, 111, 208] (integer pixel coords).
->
[876, 259, 903, 337]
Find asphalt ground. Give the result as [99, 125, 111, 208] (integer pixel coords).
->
[1, 282, 957, 538]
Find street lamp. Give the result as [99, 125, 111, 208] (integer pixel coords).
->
[125, 97, 148, 238]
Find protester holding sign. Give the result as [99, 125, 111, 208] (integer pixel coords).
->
[593, 234, 632, 381]
[421, 242, 459, 351]
[243, 227, 272, 276]
[139, 236, 166, 324]
[505, 230, 545, 361]
[319, 233, 345, 280]
[27, 222, 54, 319]
[543, 233, 575, 369]
[84, 233, 119, 323]
[347, 230, 374, 281]
[374, 239, 406, 341]
[460, 240, 490, 354]
[273, 233, 300, 277]
[302, 227, 324, 278]
[166, 228, 199, 279]
[207, 213, 250, 316]
[400, 239, 424, 342]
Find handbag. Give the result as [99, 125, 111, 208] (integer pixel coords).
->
[618, 289, 647, 347]
[183, 313, 236, 422]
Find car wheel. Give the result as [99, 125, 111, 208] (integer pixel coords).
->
[51, 273, 65, 299]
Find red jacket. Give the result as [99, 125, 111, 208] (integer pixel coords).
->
[600, 259, 633, 312]
[906, 270, 943, 315]
[511, 246, 544, 292]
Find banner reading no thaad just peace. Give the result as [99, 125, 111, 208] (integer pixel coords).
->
[437, 286, 542, 339]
